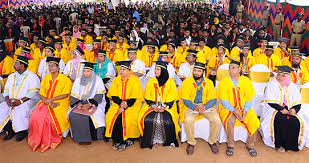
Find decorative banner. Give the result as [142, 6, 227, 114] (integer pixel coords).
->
[0, 0, 8, 8]
[246, 0, 309, 49]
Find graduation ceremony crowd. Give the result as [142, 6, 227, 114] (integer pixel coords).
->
[0, 0, 309, 158]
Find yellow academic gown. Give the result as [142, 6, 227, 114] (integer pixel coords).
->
[252, 47, 265, 58]
[39, 74, 72, 134]
[138, 78, 180, 136]
[196, 46, 212, 63]
[107, 49, 125, 63]
[84, 50, 97, 63]
[274, 47, 292, 61]
[230, 46, 242, 60]
[233, 53, 256, 73]
[211, 47, 230, 59]
[179, 77, 216, 123]
[0, 56, 14, 84]
[168, 52, 185, 70]
[116, 43, 130, 54]
[105, 75, 143, 140]
[83, 35, 93, 45]
[159, 44, 168, 52]
[63, 39, 77, 53]
[54, 48, 72, 64]
[139, 52, 159, 68]
[217, 76, 260, 136]
[255, 54, 281, 71]
[291, 68, 309, 85]
[176, 46, 189, 54]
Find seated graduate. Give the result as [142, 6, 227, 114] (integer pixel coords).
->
[138, 61, 180, 149]
[0, 56, 40, 142]
[260, 65, 307, 152]
[68, 62, 106, 145]
[28, 57, 72, 152]
[105, 61, 143, 151]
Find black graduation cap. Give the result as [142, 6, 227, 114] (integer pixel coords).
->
[127, 48, 137, 53]
[44, 44, 55, 52]
[146, 43, 156, 48]
[19, 37, 28, 44]
[237, 35, 245, 42]
[278, 37, 289, 43]
[75, 46, 85, 55]
[16, 55, 29, 65]
[292, 52, 305, 58]
[276, 66, 294, 74]
[258, 26, 267, 32]
[187, 49, 198, 56]
[98, 49, 106, 56]
[83, 62, 95, 70]
[108, 39, 117, 44]
[230, 59, 241, 66]
[216, 35, 226, 41]
[38, 37, 46, 44]
[47, 57, 61, 66]
[159, 51, 169, 56]
[194, 62, 206, 70]
[55, 38, 63, 44]
[116, 61, 132, 70]
[155, 61, 168, 69]
[94, 37, 101, 43]
[21, 47, 31, 53]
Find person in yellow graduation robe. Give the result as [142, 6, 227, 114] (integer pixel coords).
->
[105, 61, 143, 151]
[14, 37, 29, 59]
[116, 34, 130, 54]
[28, 57, 72, 152]
[138, 44, 159, 69]
[85, 37, 101, 63]
[0, 50, 14, 84]
[30, 34, 39, 52]
[230, 36, 245, 60]
[180, 62, 221, 155]
[106, 40, 126, 63]
[167, 42, 185, 70]
[217, 60, 260, 157]
[196, 40, 211, 64]
[210, 35, 230, 59]
[253, 39, 267, 58]
[63, 34, 77, 53]
[176, 39, 189, 54]
[255, 45, 281, 73]
[208, 44, 231, 83]
[138, 61, 179, 149]
[274, 37, 291, 60]
[236, 43, 255, 76]
[32, 38, 46, 61]
[54, 38, 71, 64]
[289, 53, 309, 86]
[20, 47, 40, 74]
[81, 28, 93, 45]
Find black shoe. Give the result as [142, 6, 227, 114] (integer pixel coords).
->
[15, 131, 28, 142]
[3, 132, 15, 141]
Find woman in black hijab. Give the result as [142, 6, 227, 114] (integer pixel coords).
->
[139, 61, 180, 149]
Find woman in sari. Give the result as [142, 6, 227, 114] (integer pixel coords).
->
[138, 61, 180, 149]
[28, 57, 72, 152]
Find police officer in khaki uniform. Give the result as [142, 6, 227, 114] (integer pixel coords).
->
[236, 1, 244, 22]
[290, 9, 306, 47]
[273, 4, 284, 41]
[262, 2, 270, 27]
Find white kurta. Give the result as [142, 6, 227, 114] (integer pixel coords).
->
[69, 75, 106, 128]
[63, 59, 86, 81]
[259, 80, 307, 150]
[37, 57, 66, 78]
[0, 70, 40, 132]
